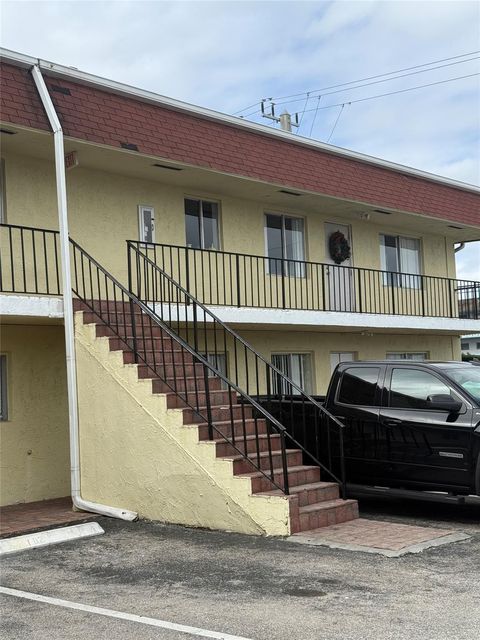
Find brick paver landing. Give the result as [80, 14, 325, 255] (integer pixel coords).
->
[0, 497, 96, 538]
[291, 517, 456, 551]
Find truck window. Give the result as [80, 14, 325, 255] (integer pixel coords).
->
[338, 367, 380, 406]
[389, 368, 451, 409]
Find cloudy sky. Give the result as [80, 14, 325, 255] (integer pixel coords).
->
[1, 0, 479, 278]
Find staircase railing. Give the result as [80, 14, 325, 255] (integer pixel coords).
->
[71, 239, 301, 493]
[127, 240, 347, 495]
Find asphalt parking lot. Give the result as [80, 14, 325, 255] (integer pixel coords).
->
[1, 497, 479, 640]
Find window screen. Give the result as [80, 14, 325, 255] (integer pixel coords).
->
[265, 214, 305, 277]
[386, 352, 427, 361]
[185, 198, 220, 249]
[338, 367, 380, 406]
[272, 353, 312, 395]
[330, 352, 356, 373]
[204, 352, 227, 377]
[380, 234, 421, 288]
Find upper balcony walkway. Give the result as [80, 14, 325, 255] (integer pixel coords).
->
[128, 241, 480, 333]
[1, 224, 479, 333]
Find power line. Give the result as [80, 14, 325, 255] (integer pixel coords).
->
[242, 56, 480, 118]
[266, 50, 480, 103]
[308, 96, 322, 137]
[233, 50, 480, 115]
[288, 72, 480, 120]
[296, 92, 311, 133]
[326, 104, 346, 143]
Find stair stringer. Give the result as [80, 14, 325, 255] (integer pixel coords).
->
[75, 315, 291, 536]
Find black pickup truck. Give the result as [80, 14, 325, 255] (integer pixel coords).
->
[258, 361, 480, 497]
[323, 361, 480, 497]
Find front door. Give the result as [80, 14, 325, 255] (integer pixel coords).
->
[324, 222, 354, 311]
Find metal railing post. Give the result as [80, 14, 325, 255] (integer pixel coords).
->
[236, 253, 241, 307]
[127, 243, 138, 363]
[280, 430, 289, 495]
[185, 246, 190, 306]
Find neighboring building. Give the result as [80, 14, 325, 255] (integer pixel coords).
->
[1, 49, 479, 535]
[461, 335, 480, 357]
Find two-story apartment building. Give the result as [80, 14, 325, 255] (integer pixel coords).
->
[1, 49, 479, 536]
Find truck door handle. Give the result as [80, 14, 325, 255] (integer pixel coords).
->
[383, 419, 402, 427]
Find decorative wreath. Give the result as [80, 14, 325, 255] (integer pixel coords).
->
[329, 231, 351, 265]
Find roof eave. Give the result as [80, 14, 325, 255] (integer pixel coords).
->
[1, 46, 479, 196]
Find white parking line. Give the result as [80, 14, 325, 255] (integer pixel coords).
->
[0, 586, 253, 640]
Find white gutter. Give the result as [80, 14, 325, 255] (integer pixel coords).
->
[3, 47, 478, 195]
[31, 64, 137, 522]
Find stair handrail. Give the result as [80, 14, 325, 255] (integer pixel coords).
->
[70, 238, 300, 493]
[127, 240, 347, 494]
[127, 241, 343, 422]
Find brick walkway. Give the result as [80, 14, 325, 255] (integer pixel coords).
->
[290, 518, 463, 555]
[0, 497, 96, 538]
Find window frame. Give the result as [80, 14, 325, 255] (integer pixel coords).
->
[264, 211, 306, 277]
[0, 354, 8, 422]
[380, 233, 423, 289]
[386, 352, 429, 361]
[271, 352, 313, 395]
[203, 352, 228, 378]
[330, 351, 357, 373]
[184, 196, 221, 250]
[138, 204, 155, 244]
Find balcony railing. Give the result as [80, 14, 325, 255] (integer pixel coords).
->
[1, 225, 478, 321]
[0, 224, 61, 295]
[129, 242, 480, 320]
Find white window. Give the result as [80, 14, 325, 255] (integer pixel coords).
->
[138, 205, 155, 243]
[386, 352, 428, 361]
[185, 198, 220, 249]
[330, 351, 356, 373]
[0, 355, 7, 421]
[265, 213, 305, 277]
[380, 234, 421, 288]
[204, 352, 227, 378]
[271, 353, 312, 395]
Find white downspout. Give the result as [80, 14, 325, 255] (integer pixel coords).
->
[31, 64, 137, 522]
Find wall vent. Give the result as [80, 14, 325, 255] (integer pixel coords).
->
[0, 128, 17, 135]
[120, 142, 139, 151]
[448, 225, 463, 229]
[152, 163, 183, 171]
[278, 189, 301, 196]
[374, 209, 393, 215]
[50, 84, 72, 96]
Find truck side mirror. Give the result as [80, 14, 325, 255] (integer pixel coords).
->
[427, 394, 462, 413]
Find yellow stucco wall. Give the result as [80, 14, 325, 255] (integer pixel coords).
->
[0, 324, 70, 506]
[194, 329, 459, 395]
[2, 150, 457, 289]
[75, 315, 291, 535]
